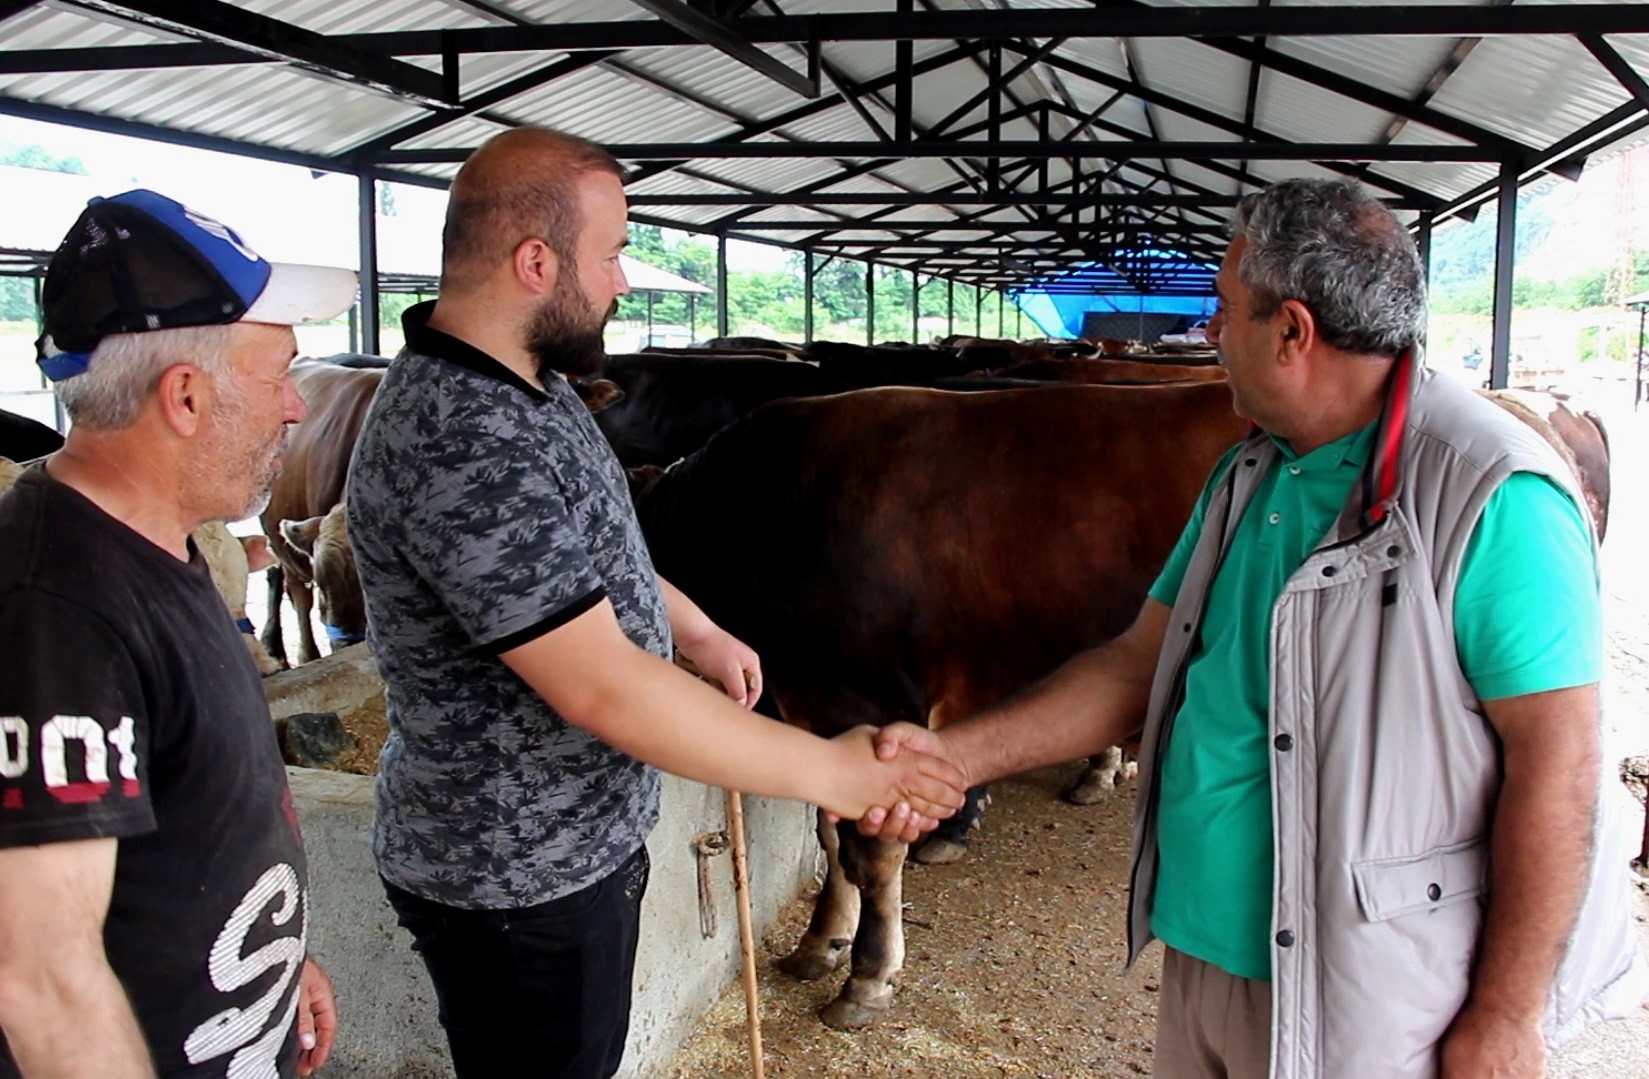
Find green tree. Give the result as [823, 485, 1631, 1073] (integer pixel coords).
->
[0, 142, 89, 175]
[0, 278, 38, 323]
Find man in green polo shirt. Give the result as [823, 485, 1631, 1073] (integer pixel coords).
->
[862, 178, 1645, 1078]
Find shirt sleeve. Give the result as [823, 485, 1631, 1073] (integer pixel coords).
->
[398, 433, 609, 654]
[1453, 471, 1602, 701]
[0, 589, 157, 848]
[1149, 445, 1241, 608]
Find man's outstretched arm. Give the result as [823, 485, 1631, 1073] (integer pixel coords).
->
[860, 599, 1170, 836]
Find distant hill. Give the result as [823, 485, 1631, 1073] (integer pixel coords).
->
[1430, 144, 1649, 294]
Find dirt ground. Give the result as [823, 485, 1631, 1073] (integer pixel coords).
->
[667, 762, 1164, 1079]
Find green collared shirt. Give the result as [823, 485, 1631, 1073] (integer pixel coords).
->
[1146, 423, 1599, 981]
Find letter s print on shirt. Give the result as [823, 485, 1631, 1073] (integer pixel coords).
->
[184, 862, 308, 1079]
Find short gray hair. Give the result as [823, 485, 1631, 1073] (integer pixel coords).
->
[53, 324, 234, 430]
[1231, 179, 1426, 356]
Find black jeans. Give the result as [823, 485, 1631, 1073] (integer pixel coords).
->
[383, 847, 650, 1079]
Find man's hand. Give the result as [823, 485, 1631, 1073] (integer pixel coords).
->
[853, 723, 974, 840]
[817, 726, 966, 842]
[296, 958, 337, 1077]
[1439, 1005, 1545, 1078]
[676, 626, 763, 709]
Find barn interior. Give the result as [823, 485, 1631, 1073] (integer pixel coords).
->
[3, 2, 1649, 1076]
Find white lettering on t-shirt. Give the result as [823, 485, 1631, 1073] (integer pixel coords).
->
[0, 718, 28, 779]
[183, 863, 307, 1077]
[106, 716, 139, 796]
[40, 715, 110, 803]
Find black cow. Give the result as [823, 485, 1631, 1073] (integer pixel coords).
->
[0, 408, 63, 463]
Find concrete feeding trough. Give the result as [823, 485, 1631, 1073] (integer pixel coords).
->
[268, 644, 818, 1077]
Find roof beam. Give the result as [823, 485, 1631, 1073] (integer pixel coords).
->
[1580, 34, 1649, 112]
[0, 93, 445, 189]
[1139, 20, 1538, 158]
[372, 140, 1500, 164]
[626, 0, 820, 97]
[1432, 100, 1649, 222]
[17, 7, 1649, 73]
[619, 41, 984, 189]
[632, 191, 1391, 207]
[1375, 0, 1513, 146]
[712, 220, 1231, 233]
[60, 0, 456, 108]
[1022, 46, 1451, 206]
[344, 52, 618, 159]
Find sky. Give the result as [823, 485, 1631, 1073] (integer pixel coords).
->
[0, 114, 792, 274]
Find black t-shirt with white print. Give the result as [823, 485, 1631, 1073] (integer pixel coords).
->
[0, 466, 308, 1079]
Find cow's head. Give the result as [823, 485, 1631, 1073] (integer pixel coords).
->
[280, 503, 366, 645]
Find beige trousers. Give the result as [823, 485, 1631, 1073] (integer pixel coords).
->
[1154, 947, 1272, 1079]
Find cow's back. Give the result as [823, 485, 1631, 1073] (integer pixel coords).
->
[997, 357, 1227, 383]
[638, 382, 1247, 731]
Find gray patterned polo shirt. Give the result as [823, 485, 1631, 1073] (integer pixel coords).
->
[346, 302, 670, 909]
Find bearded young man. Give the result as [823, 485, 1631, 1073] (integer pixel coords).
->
[0, 191, 354, 1078]
[344, 127, 966, 1079]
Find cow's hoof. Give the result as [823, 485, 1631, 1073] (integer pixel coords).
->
[1063, 762, 1134, 805]
[778, 948, 849, 982]
[1063, 770, 1110, 804]
[911, 836, 970, 865]
[820, 997, 888, 1031]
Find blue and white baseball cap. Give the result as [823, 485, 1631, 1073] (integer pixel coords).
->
[36, 189, 359, 381]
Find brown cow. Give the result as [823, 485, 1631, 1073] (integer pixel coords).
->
[260, 359, 385, 666]
[635, 381, 1248, 1029]
[262, 358, 626, 665]
[992, 356, 1228, 383]
[1480, 389, 1611, 541]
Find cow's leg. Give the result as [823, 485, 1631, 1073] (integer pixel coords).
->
[820, 829, 907, 1031]
[260, 565, 289, 669]
[910, 785, 990, 865]
[291, 578, 321, 665]
[1063, 745, 1138, 805]
[778, 809, 859, 981]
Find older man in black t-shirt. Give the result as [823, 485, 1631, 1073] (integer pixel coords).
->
[0, 191, 356, 1078]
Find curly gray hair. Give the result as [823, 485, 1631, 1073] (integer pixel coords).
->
[1231, 179, 1426, 357]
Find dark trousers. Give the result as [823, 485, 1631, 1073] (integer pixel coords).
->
[383, 847, 650, 1079]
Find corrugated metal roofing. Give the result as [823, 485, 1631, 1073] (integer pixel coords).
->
[0, 0, 1645, 291]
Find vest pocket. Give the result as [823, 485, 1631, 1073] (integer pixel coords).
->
[1351, 837, 1489, 922]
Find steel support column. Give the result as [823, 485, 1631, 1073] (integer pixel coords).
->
[997, 290, 1004, 336]
[911, 271, 920, 342]
[716, 235, 729, 337]
[1417, 211, 1434, 286]
[974, 286, 983, 335]
[1635, 304, 1645, 411]
[866, 262, 876, 344]
[358, 173, 381, 355]
[804, 251, 815, 343]
[1489, 162, 1517, 389]
[947, 278, 955, 336]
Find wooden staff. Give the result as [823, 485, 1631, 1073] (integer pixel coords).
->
[725, 788, 766, 1079]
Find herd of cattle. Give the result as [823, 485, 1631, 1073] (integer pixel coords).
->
[0, 334, 1617, 1030]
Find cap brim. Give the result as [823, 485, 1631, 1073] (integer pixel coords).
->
[242, 262, 359, 326]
